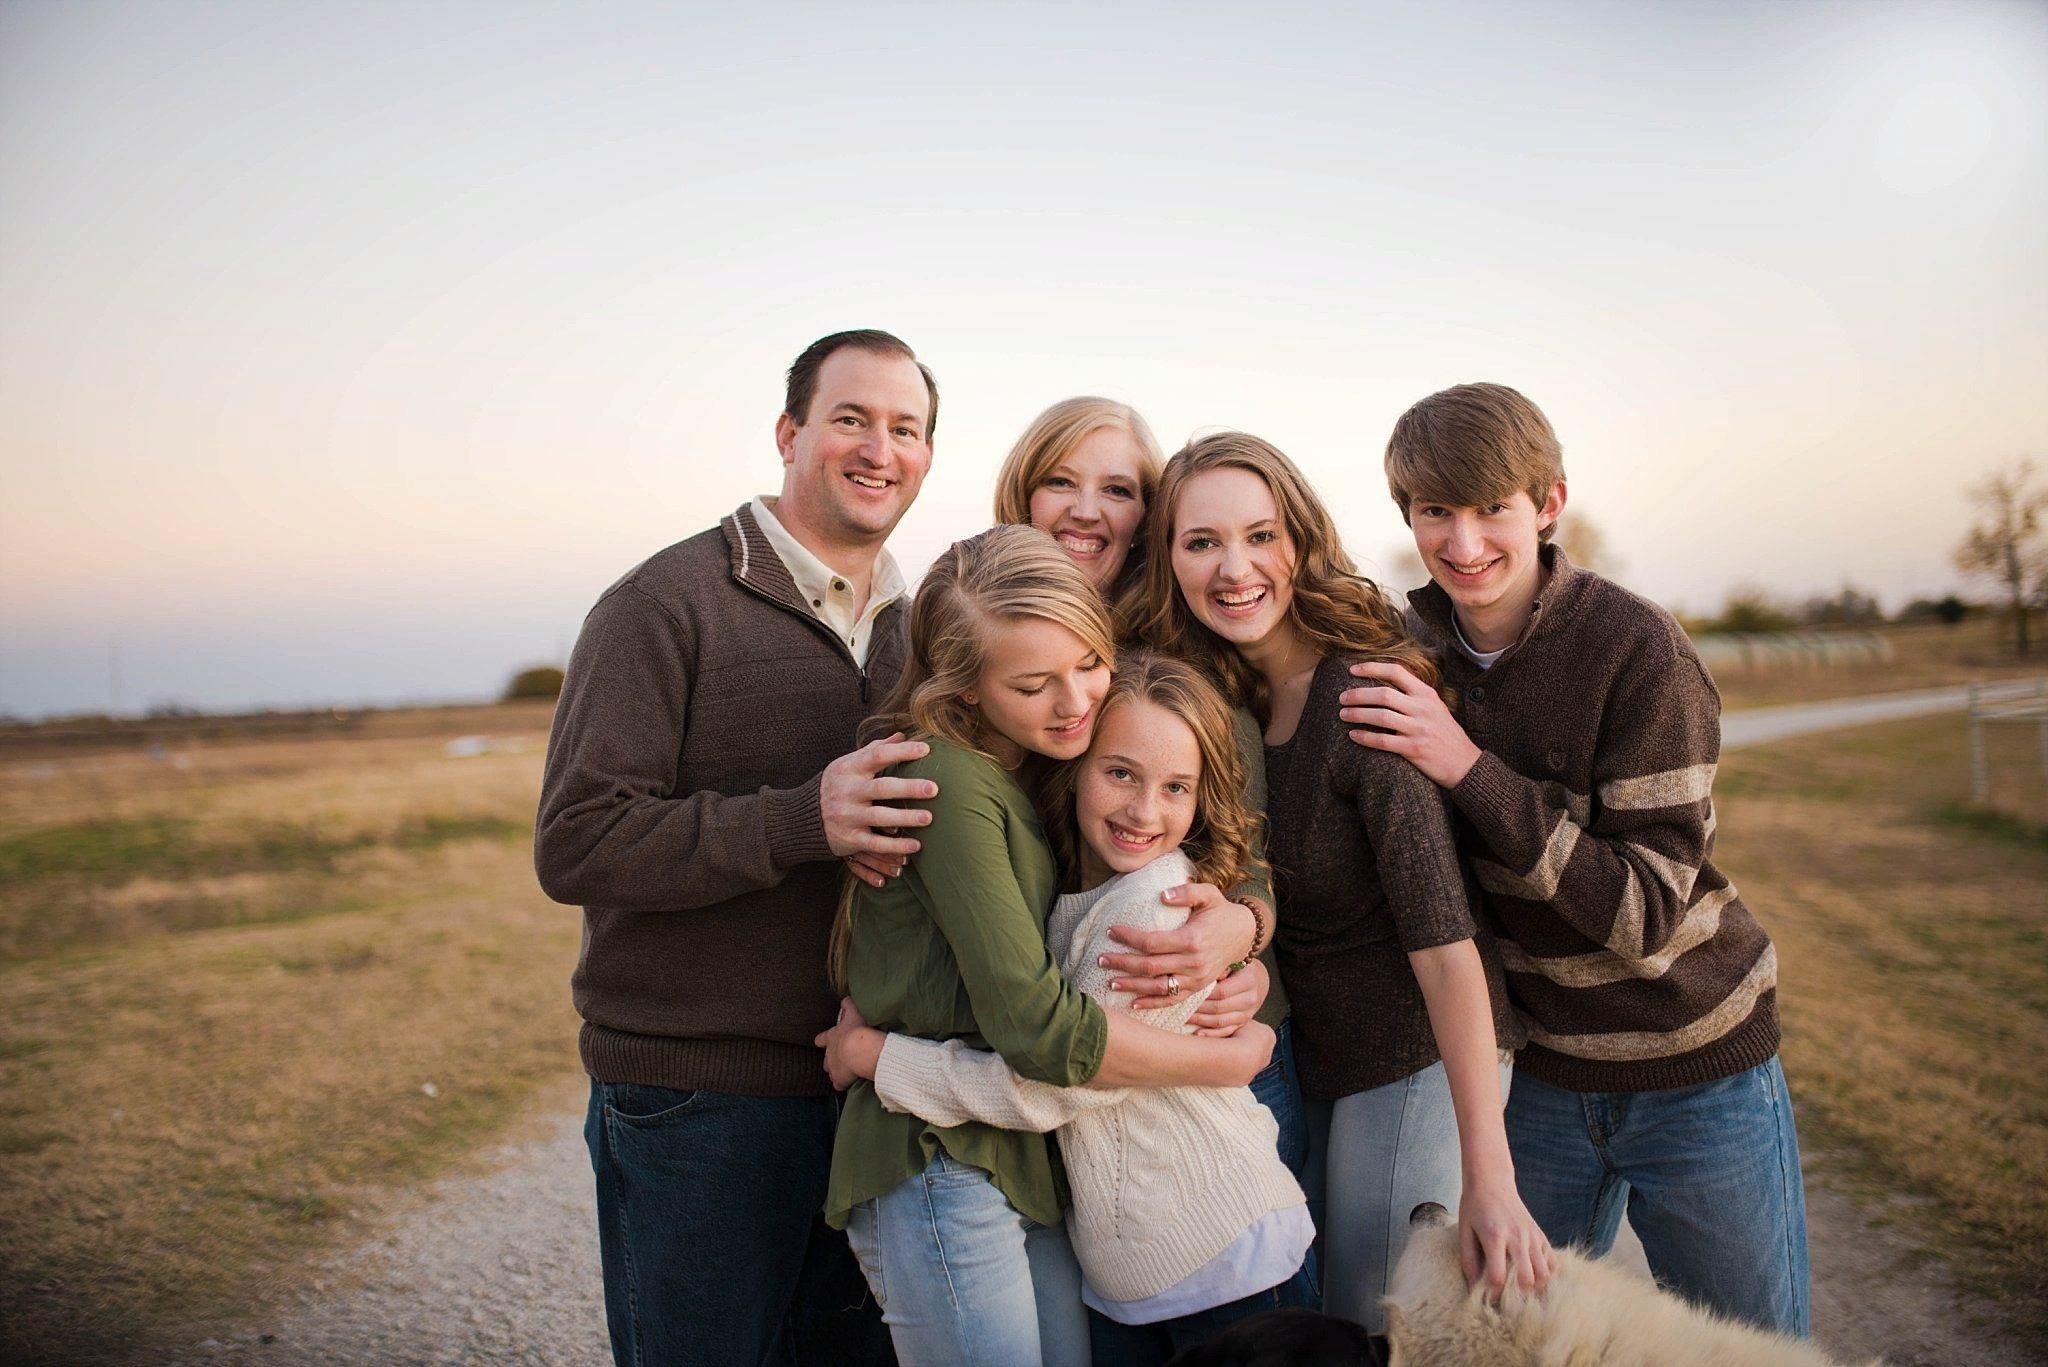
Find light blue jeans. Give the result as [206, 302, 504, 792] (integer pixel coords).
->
[1504, 1056, 1811, 1337]
[845, 1150, 1090, 1367]
[1305, 1057, 1512, 1334]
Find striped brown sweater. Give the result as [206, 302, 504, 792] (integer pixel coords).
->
[1406, 545, 1780, 1093]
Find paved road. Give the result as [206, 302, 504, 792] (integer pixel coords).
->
[1721, 680, 2043, 751]
[160, 682, 2045, 1365]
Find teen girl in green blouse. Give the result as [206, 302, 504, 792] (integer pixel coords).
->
[823, 525, 1271, 1367]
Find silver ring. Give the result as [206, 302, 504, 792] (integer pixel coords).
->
[1166, 974, 1181, 997]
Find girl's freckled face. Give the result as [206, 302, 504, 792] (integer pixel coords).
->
[1074, 698, 1200, 886]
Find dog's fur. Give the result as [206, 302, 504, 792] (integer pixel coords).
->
[1384, 1204, 1872, 1367]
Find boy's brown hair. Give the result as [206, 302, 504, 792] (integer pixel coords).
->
[1384, 383, 1566, 542]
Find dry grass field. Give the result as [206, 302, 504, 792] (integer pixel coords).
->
[2, 686, 2044, 1359]
[1708, 615, 2046, 710]
[0, 704, 577, 1361]
[1714, 712, 2048, 1332]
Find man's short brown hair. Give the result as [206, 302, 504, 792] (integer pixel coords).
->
[784, 329, 939, 440]
[1384, 383, 1565, 541]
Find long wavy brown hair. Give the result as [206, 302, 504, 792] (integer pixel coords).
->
[1117, 432, 1442, 720]
[828, 523, 1117, 990]
[1040, 650, 1265, 897]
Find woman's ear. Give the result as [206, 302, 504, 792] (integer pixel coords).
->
[961, 690, 978, 707]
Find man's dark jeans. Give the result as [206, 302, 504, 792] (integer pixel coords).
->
[585, 1080, 894, 1367]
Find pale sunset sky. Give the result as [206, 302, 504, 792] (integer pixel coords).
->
[2, 1, 2044, 717]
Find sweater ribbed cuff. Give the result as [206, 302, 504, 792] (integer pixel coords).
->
[763, 773, 833, 869]
[581, 1023, 832, 1097]
[1449, 750, 1526, 846]
[872, 1036, 922, 1119]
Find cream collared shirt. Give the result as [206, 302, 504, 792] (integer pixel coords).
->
[751, 496, 906, 667]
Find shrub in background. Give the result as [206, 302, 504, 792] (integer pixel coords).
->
[503, 666, 564, 702]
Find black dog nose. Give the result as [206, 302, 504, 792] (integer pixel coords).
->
[1409, 1201, 1450, 1227]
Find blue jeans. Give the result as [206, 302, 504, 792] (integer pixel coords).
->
[1504, 1056, 1811, 1337]
[844, 1151, 1090, 1367]
[1248, 1017, 1320, 1303]
[1084, 1261, 1319, 1365]
[1248, 1017, 1310, 1184]
[584, 1081, 893, 1367]
[1305, 1057, 1512, 1334]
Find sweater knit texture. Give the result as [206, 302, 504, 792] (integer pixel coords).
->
[1229, 707, 1290, 1030]
[1408, 544, 1781, 1093]
[1263, 657, 1523, 1102]
[534, 503, 904, 1097]
[872, 852, 1306, 1304]
[826, 738, 1109, 1230]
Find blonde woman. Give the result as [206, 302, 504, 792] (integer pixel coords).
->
[822, 525, 1273, 1367]
[1126, 434, 1551, 1342]
[992, 397, 1165, 606]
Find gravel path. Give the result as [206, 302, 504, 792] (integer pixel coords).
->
[153, 1088, 607, 1367]
[154, 689, 2044, 1364]
[158, 1095, 2036, 1366]
[1719, 680, 2042, 751]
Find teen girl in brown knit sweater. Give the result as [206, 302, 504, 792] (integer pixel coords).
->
[1123, 433, 1554, 1340]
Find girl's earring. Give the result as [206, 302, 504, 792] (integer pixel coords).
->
[962, 691, 978, 706]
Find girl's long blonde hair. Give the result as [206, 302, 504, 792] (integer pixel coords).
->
[1117, 432, 1443, 721]
[829, 523, 1117, 990]
[992, 397, 1166, 608]
[1041, 650, 1265, 897]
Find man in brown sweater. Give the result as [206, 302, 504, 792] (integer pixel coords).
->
[1336, 384, 1810, 1337]
[536, 330, 939, 1366]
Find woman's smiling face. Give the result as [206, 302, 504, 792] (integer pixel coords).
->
[967, 615, 1112, 764]
[1169, 466, 1298, 656]
[1027, 426, 1150, 592]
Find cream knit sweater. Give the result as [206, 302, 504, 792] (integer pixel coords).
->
[873, 852, 1307, 1304]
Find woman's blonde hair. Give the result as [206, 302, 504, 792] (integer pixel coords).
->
[991, 397, 1166, 606]
[829, 523, 1117, 989]
[1042, 650, 1265, 897]
[1119, 432, 1442, 720]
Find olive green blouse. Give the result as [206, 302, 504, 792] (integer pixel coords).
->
[824, 738, 1109, 1229]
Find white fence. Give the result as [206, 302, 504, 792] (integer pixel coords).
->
[1692, 631, 1894, 673]
[1967, 680, 2048, 802]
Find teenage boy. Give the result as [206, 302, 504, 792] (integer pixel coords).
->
[1336, 383, 1810, 1336]
[536, 330, 941, 1365]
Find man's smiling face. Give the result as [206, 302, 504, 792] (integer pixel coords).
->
[774, 347, 933, 554]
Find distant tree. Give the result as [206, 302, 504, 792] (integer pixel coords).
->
[1954, 459, 2047, 657]
[503, 665, 565, 701]
[1799, 584, 1883, 628]
[1714, 585, 1795, 635]
[1898, 596, 1971, 626]
[1554, 511, 1617, 576]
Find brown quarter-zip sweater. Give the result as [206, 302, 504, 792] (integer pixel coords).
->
[535, 502, 906, 1097]
[1407, 545, 1780, 1093]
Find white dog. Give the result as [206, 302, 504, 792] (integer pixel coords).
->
[1383, 1204, 1872, 1367]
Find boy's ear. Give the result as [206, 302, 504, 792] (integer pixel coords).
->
[1538, 479, 1568, 535]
